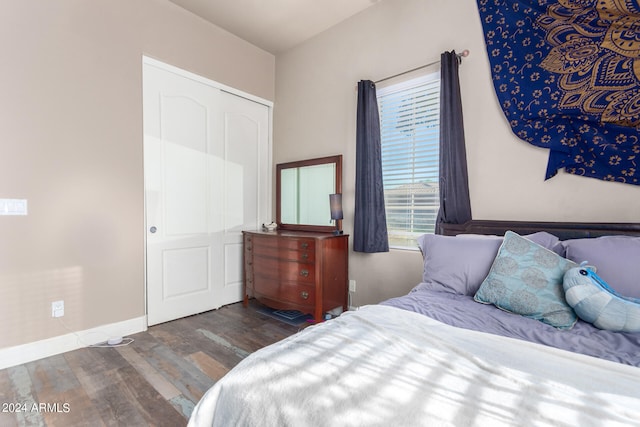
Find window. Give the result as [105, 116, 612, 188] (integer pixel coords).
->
[377, 72, 440, 249]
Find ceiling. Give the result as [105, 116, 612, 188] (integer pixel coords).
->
[168, 0, 380, 54]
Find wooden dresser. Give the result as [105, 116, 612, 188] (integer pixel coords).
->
[242, 230, 349, 322]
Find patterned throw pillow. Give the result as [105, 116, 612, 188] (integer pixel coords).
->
[474, 231, 578, 329]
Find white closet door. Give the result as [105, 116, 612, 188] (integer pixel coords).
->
[217, 91, 270, 306]
[143, 59, 270, 326]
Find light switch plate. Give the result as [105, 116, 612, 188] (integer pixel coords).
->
[0, 199, 28, 215]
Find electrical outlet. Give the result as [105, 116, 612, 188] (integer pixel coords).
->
[349, 280, 356, 293]
[51, 300, 64, 318]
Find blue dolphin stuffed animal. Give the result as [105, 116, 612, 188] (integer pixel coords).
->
[563, 266, 640, 333]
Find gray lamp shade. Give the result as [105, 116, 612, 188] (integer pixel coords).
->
[329, 193, 343, 220]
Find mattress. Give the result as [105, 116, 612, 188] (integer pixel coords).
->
[188, 304, 640, 426]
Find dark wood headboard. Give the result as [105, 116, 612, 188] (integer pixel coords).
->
[439, 220, 640, 240]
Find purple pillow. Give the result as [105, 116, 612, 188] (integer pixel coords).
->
[561, 236, 640, 299]
[416, 232, 560, 296]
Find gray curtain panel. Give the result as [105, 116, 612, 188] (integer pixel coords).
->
[354, 80, 389, 253]
[435, 51, 472, 234]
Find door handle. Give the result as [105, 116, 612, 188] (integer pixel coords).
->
[149, 226, 157, 233]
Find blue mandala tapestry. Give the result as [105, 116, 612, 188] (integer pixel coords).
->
[476, 0, 640, 185]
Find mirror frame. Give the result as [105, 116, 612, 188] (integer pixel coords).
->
[276, 155, 342, 233]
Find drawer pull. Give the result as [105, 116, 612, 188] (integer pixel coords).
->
[301, 253, 309, 260]
[300, 291, 309, 300]
[300, 269, 309, 277]
[301, 242, 309, 249]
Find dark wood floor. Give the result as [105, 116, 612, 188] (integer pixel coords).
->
[0, 301, 303, 426]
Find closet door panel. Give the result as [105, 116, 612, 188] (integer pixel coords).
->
[218, 91, 270, 306]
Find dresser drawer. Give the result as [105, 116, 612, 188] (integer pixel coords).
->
[253, 236, 315, 253]
[254, 278, 316, 306]
[243, 235, 254, 289]
[253, 246, 315, 263]
[254, 257, 315, 284]
[254, 236, 314, 250]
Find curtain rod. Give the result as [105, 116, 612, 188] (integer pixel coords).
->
[373, 49, 469, 85]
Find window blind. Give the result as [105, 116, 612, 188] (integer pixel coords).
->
[377, 73, 440, 249]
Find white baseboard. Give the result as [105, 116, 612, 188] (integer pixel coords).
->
[0, 316, 147, 370]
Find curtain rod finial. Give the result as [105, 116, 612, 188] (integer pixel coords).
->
[460, 49, 470, 58]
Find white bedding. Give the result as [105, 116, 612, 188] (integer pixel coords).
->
[188, 305, 640, 427]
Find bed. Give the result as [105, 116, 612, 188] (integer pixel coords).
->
[188, 221, 640, 426]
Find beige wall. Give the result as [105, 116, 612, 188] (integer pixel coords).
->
[0, 0, 274, 349]
[274, 0, 640, 306]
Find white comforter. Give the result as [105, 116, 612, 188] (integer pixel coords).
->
[188, 305, 640, 427]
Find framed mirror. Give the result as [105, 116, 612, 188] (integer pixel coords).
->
[276, 155, 342, 232]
